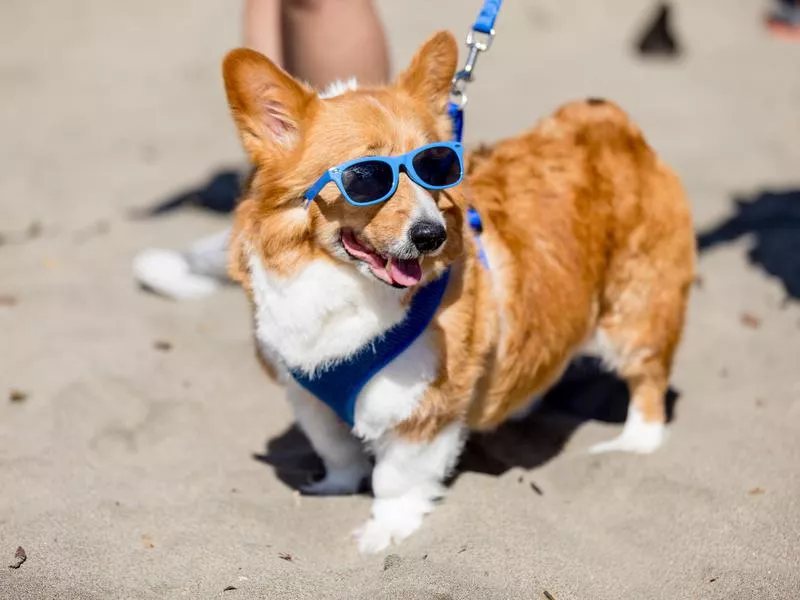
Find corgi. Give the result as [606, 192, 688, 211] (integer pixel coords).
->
[222, 31, 695, 553]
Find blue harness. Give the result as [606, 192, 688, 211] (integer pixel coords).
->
[290, 270, 450, 426]
[288, 1, 502, 427]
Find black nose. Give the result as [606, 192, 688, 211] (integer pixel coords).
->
[409, 220, 447, 254]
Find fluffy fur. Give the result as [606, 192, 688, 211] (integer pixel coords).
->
[222, 31, 695, 552]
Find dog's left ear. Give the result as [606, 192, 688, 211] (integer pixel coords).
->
[396, 31, 458, 113]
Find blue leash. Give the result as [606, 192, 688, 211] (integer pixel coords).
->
[448, 0, 503, 145]
[473, 0, 503, 34]
[448, 0, 503, 268]
[287, 1, 503, 427]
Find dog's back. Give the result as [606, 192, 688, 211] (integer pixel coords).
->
[464, 99, 695, 447]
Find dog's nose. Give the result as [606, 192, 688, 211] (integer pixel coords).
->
[409, 220, 447, 254]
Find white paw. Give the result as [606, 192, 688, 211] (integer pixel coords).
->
[589, 421, 665, 454]
[301, 463, 370, 496]
[354, 512, 422, 554]
[353, 494, 433, 554]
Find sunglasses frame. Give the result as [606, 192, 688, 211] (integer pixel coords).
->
[303, 141, 464, 207]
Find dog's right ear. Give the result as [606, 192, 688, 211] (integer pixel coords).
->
[223, 49, 315, 163]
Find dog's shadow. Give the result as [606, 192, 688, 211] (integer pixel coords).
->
[253, 356, 680, 489]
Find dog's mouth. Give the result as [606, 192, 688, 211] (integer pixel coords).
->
[340, 229, 422, 288]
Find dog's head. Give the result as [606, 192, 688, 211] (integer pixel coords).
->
[224, 31, 464, 289]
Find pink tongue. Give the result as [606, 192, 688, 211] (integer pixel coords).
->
[341, 230, 422, 287]
[387, 259, 422, 287]
[341, 230, 385, 270]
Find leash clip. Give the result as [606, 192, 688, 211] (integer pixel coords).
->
[450, 27, 496, 108]
[466, 28, 495, 53]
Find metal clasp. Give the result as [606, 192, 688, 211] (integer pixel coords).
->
[450, 28, 496, 108]
[466, 28, 495, 53]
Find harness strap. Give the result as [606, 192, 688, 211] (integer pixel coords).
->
[467, 206, 489, 267]
[289, 270, 451, 427]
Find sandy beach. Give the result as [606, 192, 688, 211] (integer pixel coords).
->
[1, 1, 799, 598]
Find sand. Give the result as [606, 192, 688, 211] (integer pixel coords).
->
[1, 0, 799, 598]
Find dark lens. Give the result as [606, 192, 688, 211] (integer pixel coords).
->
[412, 146, 461, 188]
[340, 160, 394, 204]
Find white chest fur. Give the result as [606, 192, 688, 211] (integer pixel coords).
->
[247, 252, 439, 439]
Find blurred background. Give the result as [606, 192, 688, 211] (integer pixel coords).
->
[1, 1, 799, 599]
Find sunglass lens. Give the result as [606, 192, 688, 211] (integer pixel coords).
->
[412, 147, 461, 188]
[341, 160, 394, 204]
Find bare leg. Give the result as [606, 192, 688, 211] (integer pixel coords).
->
[243, 0, 283, 62]
[246, 0, 389, 88]
[282, 0, 390, 87]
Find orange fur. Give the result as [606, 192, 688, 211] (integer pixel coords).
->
[224, 32, 695, 442]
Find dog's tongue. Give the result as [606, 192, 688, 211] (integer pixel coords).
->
[386, 258, 422, 287]
[341, 230, 422, 287]
[341, 230, 385, 270]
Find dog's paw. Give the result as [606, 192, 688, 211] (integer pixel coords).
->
[301, 463, 370, 496]
[589, 421, 665, 454]
[353, 495, 432, 554]
[354, 512, 423, 554]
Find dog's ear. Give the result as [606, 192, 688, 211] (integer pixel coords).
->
[223, 48, 316, 162]
[396, 31, 458, 113]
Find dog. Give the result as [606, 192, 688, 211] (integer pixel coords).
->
[221, 30, 695, 553]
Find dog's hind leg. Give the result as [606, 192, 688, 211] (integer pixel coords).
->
[287, 382, 371, 495]
[588, 159, 694, 454]
[355, 421, 465, 553]
[588, 346, 670, 454]
[588, 271, 691, 454]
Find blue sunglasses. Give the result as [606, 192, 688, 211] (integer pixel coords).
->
[304, 142, 464, 206]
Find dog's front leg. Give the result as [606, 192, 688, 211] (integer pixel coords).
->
[286, 382, 371, 495]
[355, 421, 465, 553]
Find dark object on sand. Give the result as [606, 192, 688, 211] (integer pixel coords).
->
[635, 3, 682, 58]
[740, 312, 762, 329]
[0, 295, 18, 307]
[383, 554, 402, 570]
[9, 546, 26, 569]
[153, 340, 173, 352]
[130, 169, 245, 219]
[9, 389, 28, 403]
